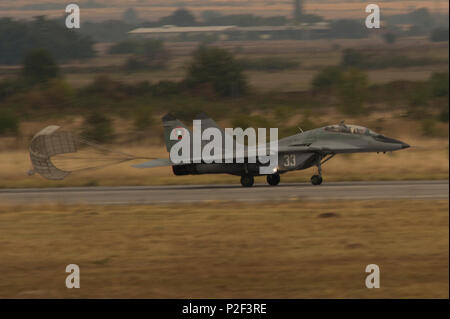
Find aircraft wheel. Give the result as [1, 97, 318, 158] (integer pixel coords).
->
[267, 174, 280, 186]
[311, 175, 323, 185]
[240, 175, 254, 187]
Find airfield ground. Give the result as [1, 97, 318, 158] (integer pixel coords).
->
[0, 200, 447, 298]
[0, 181, 447, 204]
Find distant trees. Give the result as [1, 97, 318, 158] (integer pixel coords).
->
[0, 79, 25, 102]
[409, 8, 434, 33]
[430, 27, 449, 42]
[202, 14, 287, 27]
[335, 50, 369, 113]
[0, 17, 95, 65]
[201, 10, 222, 23]
[82, 112, 114, 143]
[122, 8, 139, 25]
[385, 8, 435, 32]
[109, 39, 165, 57]
[311, 65, 368, 114]
[311, 66, 343, 92]
[185, 46, 247, 97]
[124, 57, 148, 72]
[337, 68, 369, 114]
[341, 49, 365, 68]
[300, 14, 325, 23]
[109, 39, 169, 70]
[109, 40, 139, 55]
[133, 107, 153, 132]
[383, 32, 397, 44]
[429, 72, 449, 98]
[22, 49, 60, 84]
[0, 49, 75, 115]
[0, 110, 19, 136]
[328, 19, 368, 39]
[81, 75, 129, 100]
[340, 48, 445, 69]
[238, 57, 300, 72]
[159, 8, 197, 26]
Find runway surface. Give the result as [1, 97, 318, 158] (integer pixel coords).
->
[0, 180, 448, 205]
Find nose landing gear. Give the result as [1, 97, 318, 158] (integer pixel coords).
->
[310, 153, 335, 185]
[311, 174, 323, 185]
[311, 159, 323, 185]
[311, 155, 325, 185]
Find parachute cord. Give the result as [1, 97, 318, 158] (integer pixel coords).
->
[67, 157, 155, 173]
[76, 137, 144, 159]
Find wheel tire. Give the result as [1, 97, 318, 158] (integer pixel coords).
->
[267, 174, 280, 186]
[240, 175, 254, 187]
[311, 175, 323, 185]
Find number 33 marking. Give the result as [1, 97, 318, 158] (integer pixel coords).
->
[283, 154, 296, 167]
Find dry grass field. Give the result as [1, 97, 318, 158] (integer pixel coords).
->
[0, 112, 447, 188]
[56, 38, 449, 92]
[2, 38, 447, 92]
[0, 200, 447, 298]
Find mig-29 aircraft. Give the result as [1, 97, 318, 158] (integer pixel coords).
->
[133, 113, 410, 187]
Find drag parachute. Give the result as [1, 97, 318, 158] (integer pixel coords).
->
[28, 125, 151, 180]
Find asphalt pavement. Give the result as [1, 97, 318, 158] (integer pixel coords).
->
[0, 180, 447, 205]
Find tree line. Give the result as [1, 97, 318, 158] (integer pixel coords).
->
[0, 16, 95, 65]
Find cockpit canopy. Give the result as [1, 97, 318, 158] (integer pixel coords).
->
[324, 124, 377, 136]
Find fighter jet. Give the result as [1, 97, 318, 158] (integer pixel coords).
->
[134, 113, 409, 187]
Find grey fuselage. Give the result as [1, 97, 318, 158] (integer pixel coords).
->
[172, 124, 409, 177]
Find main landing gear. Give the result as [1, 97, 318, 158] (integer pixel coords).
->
[240, 174, 281, 187]
[310, 156, 324, 185]
[240, 175, 254, 187]
[267, 173, 280, 186]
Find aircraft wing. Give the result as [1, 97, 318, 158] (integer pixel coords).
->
[278, 145, 324, 153]
[309, 140, 362, 153]
[279, 141, 362, 154]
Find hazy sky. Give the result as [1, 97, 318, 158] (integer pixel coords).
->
[0, 0, 448, 21]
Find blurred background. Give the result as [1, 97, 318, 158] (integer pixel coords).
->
[0, 0, 449, 187]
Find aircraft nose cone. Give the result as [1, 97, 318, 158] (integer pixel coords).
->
[373, 135, 410, 150]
